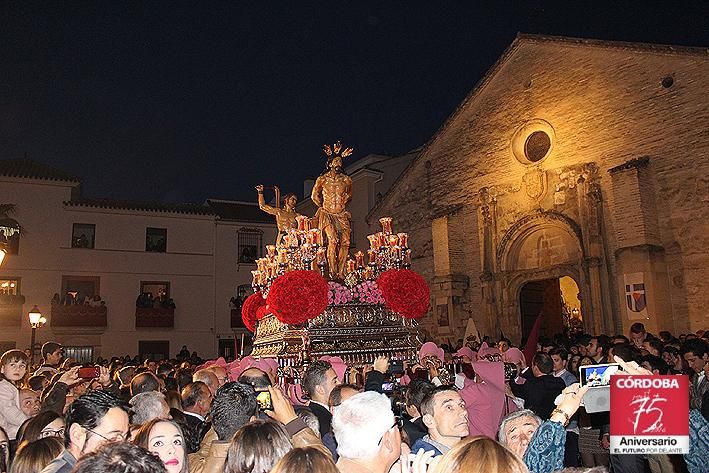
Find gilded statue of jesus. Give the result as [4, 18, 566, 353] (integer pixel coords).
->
[311, 142, 353, 278]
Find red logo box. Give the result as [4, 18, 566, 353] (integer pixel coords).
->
[610, 375, 689, 454]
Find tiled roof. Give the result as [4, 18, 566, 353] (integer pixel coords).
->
[64, 198, 215, 216]
[0, 159, 80, 183]
[206, 199, 274, 223]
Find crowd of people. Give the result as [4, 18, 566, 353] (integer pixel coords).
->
[0, 323, 705, 473]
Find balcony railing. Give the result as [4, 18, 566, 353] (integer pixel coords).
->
[135, 307, 175, 328]
[51, 304, 108, 328]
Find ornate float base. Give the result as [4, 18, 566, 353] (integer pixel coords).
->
[252, 303, 421, 366]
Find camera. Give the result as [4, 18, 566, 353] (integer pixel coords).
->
[78, 366, 101, 379]
[503, 363, 520, 382]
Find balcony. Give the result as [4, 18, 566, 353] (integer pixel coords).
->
[0, 294, 25, 327]
[136, 307, 175, 328]
[51, 304, 108, 328]
[230, 309, 246, 329]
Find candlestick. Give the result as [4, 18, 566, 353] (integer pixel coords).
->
[295, 215, 308, 232]
[367, 249, 377, 265]
[367, 234, 379, 250]
[379, 217, 393, 235]
[347, 259, 356, 273]
[355, 251, 364, 268]
[266, 245, 276, 258]
[388, 235, 399, 247]
[397, 233, 408, 248]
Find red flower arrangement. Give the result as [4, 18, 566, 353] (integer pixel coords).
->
[377, 269, 430, 319]
[256, 305, 270, 320]
[267, 270, 329, 325]
[241, 292, 266, 332]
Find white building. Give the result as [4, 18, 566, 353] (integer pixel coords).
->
[0, 159, 276, 361]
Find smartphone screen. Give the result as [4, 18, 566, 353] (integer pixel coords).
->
[579, 363, 621, 387]
[78, 366, 100, 379]
[255, 390, 272, 410]
[381, 382, 395, 393]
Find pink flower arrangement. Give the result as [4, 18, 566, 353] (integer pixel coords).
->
[352, 280, 385, 305]
[328, 281, 353, 305]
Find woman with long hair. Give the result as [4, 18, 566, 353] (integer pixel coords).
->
[133, 419, 188, 473]
[16, 411, 65, 444]
[225, 419, 293, 473]
[271, 447, 338, 473]
[9, 437, 64, 473]
[431, 436, 528, 473]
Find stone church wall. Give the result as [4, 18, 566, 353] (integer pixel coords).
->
[370, 37, 709, 341]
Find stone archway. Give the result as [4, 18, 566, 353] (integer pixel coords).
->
[495, 211, 595, 341]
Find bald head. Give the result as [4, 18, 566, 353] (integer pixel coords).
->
[193, 369, 219, 395]
[207, 366, 228, 387]
[130, 372, 160, 397]
[237, 368, 271, 391]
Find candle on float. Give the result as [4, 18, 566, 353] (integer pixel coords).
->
[295, 215, 308, 232]
[367, 249, 377, 265]
[379, 217, 393, 234]
[397, 233, 408, 248]
[251, 270, 259, 287]
[377, 232, 386, 249]
[289, 230, 300, 247]
[266, 245, 276, 258]
[367, 234, 378, 250]
[403, 248, 412, 265]
[278, 248, 288, 263]
[392, 246, 402, 260]
[347, 259, 356, 273]
[389, 235, 399, 247]
[316, 247, 327, 264]
[355, 251, 365, 268]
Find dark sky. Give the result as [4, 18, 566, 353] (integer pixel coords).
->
[1, 2, 707, 204]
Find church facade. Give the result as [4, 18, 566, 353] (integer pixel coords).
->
[368, 34, 709, 343]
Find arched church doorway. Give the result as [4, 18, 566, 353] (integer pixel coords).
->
[519, 275, 582, 340]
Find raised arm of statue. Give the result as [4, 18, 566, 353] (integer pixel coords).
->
[256, 185, 277, 216]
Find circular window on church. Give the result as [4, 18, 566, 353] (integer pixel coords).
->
[511, 119, 555, 165]
[524, 131, 551, 162]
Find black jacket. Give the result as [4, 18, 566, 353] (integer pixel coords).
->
[180, 410, 210, 454]
[309, 401, 333, 437]
[511, 373, 566, 419]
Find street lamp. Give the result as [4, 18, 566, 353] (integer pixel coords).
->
[28, 305, 46, 366]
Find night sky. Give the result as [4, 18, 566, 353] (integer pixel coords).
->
[1, 2, 707, 204]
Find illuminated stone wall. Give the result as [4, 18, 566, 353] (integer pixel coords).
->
[370, 35, 709, 341]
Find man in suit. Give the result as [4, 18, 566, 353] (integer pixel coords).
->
[681, 338, 709, 410]
[302, 360, 340, 437]
[180, 381, 213, 454]
[511, 352, 566, 420]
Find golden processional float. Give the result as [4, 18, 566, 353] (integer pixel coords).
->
[243, 142, 428, 378]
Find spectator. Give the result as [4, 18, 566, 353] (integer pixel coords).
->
[629, 322, 647, 349]
[72, 442, 166, 473]
[174, 368, 194, 393]
[0, 349, 29, 439]
[180, 382, 212, 454]
[188, 382, 258, 473]
[178, 346, 190, 361]
[224, 419, 293, 473]
[331, 391, 400, 473]
[302, 360, 340, 437]
[35, 343, 63, 378]
[129, 391, 171, 425]
[271, 447, 339, 473]
[130, 372, 160, 397]
[411, 386, 469, 456]
[144, 359, 157, 374]
[18, 411, 65, 443]
[133, 419, 188, 473]
[116, 366, 136, 401]
[549, 347, 580, 467]
[431, 436, 528, 473]
[661, 346, 685, 374]
[10, 437, 64, 473]
[238, 368, 272, 391]
[19, 389, 40, 417]
[193, 370, 219, 397]
[510, 353, 566, 420]
[498, 409, 542, 459]
[28, 375, 49, 392]
[680, 338, 708, 410]
[207, 366, 229, 388]
[40, 390, 130, 473]
[402, 380, 434, 446]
